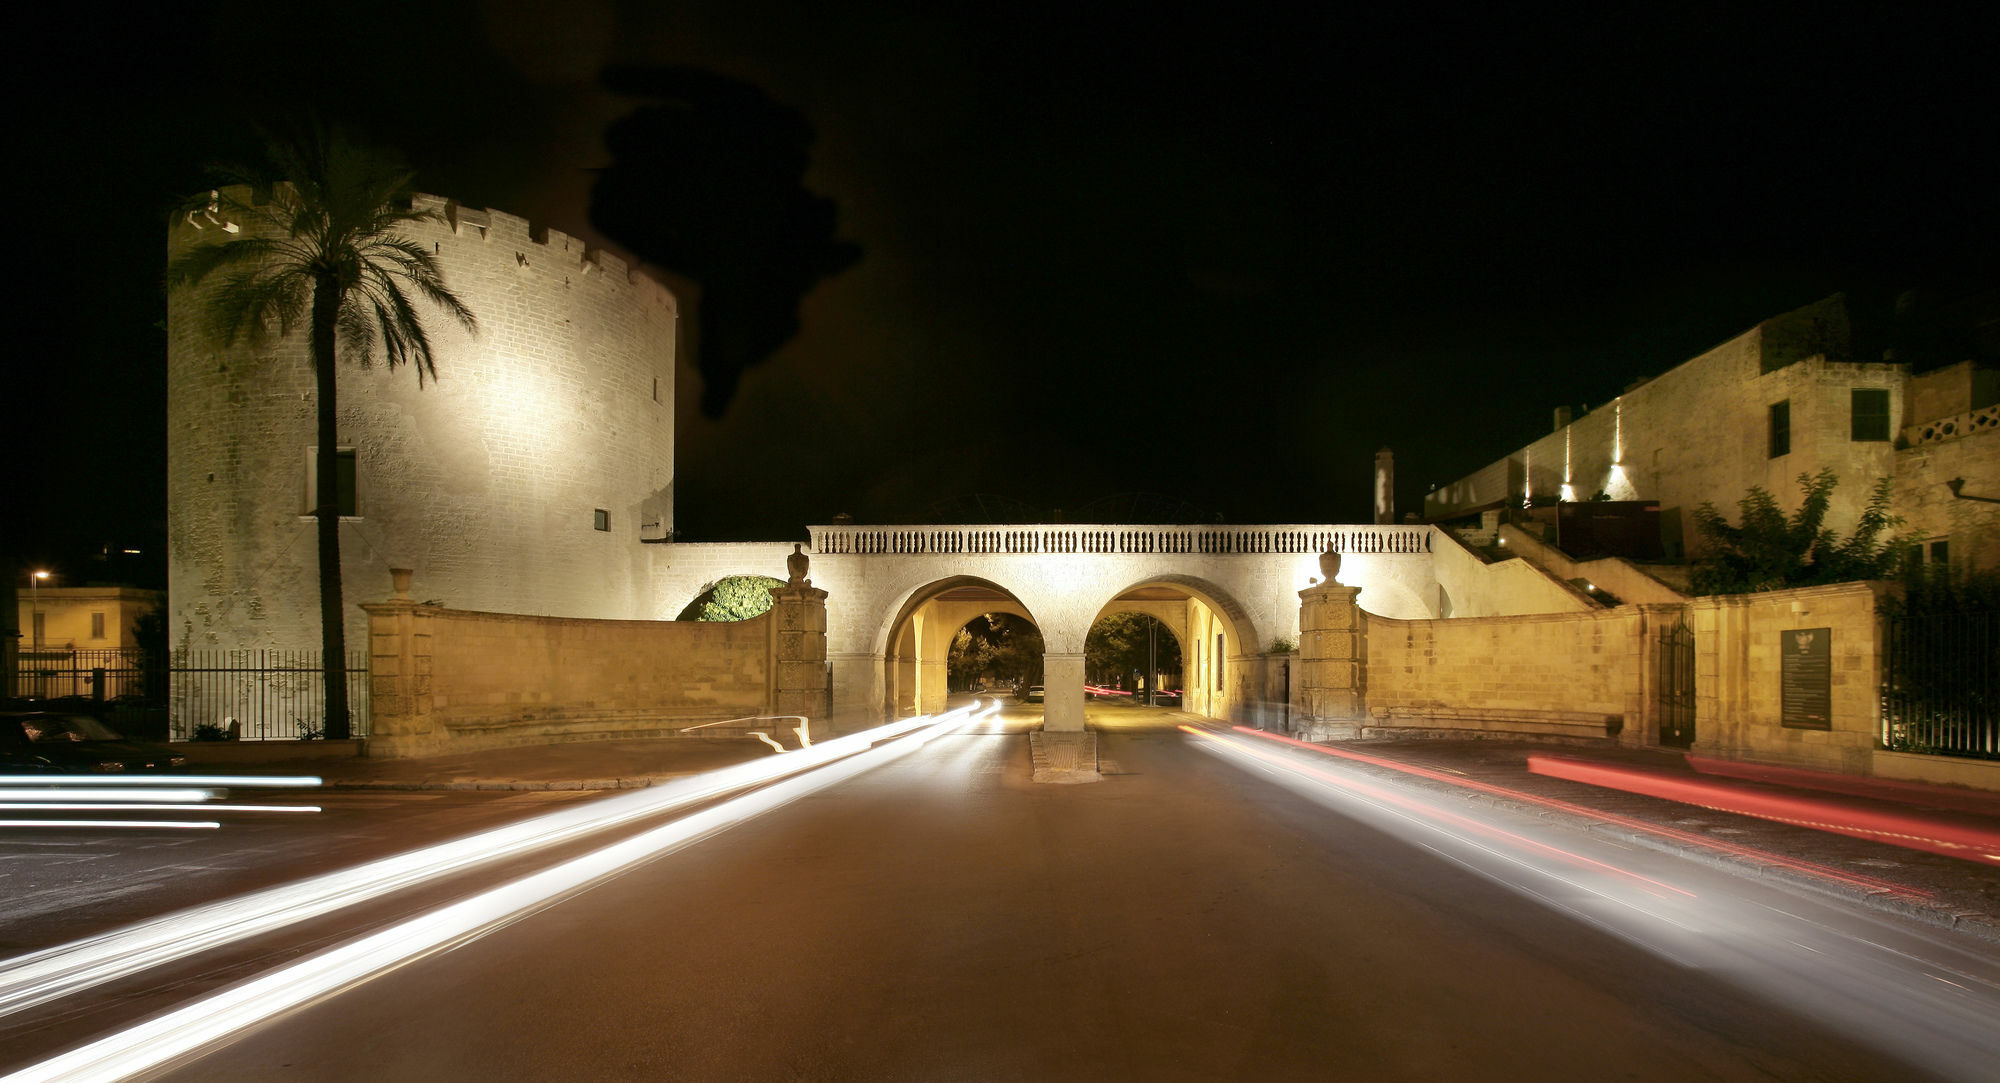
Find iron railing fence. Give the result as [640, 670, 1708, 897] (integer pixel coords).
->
[1881, 611, 1998, 761]
[168, 649, 371, 741]
[5, 646, 158, 702]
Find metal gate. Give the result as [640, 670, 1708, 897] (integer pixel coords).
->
[1658, 614, 1695, 748]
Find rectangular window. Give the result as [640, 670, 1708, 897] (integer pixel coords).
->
[304, 447, 359, 517]
[1768, 400, 1790, 457]
[593, 508, 610, 532]
[652, 377, 660, 403]
[90, 612, 106, 640]
[1851, 388, 1890, 442]
[1929, 539, 1949, 565]
[1214, 633, 1225, 691]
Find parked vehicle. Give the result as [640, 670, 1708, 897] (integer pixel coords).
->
[0, 712, 188, 773]
[1022, 685, 1045, 703]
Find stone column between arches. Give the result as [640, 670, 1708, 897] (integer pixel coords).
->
[1042, 652, 1087, 731]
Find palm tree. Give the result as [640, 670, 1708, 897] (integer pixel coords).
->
[168, 130, 476, 740]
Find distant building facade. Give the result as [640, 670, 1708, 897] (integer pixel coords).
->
[15, 586, 161, 652]
[1424, 294, 2000, 573]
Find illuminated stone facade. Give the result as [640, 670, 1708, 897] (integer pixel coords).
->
[167, 192, 679, 658]
[166, 192, 1636, 738]
[1425, 295, 1999, 572]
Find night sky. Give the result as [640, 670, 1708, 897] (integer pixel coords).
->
[10, 2, 1995, 584]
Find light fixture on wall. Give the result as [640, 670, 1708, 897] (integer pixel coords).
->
[1947, 478, 2000, 504]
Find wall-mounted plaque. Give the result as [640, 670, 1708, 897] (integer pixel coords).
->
[1781, 626, 1832, 730]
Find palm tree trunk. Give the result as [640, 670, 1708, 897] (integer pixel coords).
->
[312, 280, 351, 742]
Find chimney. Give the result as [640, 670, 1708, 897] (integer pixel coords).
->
[1374, 447, 1395, 524]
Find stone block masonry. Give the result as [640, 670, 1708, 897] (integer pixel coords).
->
[168, 189, 679, 664]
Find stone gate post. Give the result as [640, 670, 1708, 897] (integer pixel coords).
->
[360, 569, 440, 758]
[1295, 581, 1367, 741]
[768, 582, 831, 727]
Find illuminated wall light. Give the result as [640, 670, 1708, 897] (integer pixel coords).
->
[1560, 428, 1573, 502]
[1613, 399, 1623, 464]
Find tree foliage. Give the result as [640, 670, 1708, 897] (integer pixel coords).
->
[678, 575, 784, 622]
[1085, 612, 1183, 687]
[167, 126, 476, 740]
[1690, 469, 1905, 595]
[946, 614, 1042, 690]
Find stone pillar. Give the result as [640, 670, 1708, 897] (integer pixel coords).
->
[918, 660, 949, 715]
[358, 595, 439, 759]
[767, 582, 830, 724]
[1042, 651, 1087, 732]
[1295, 583, 1366, 741]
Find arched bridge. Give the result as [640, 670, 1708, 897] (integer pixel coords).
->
[756, 523, 1445, 731]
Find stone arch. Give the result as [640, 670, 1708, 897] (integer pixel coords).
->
[1087, 574, 1262, 723]
[878, 576, 1042, 718]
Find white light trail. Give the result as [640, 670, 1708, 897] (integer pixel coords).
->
[0, 707, 990, 1022]
[3, 701, 997, 1083]
[1187, 726, 2000, 1081]
[0, 805, 319, 814]
[0, 821, 218, 832]
[0, 790, 220, 805]
[0, 776, 321, 789]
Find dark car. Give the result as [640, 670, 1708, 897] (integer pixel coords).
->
[0, 712, 188, 773]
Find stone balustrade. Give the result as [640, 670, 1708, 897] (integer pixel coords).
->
[807, 523, 1434, 557]
[1902, 402, 1999, 447]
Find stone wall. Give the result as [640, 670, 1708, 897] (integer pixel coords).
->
[362, 600, 797, 757]
[1429, 530, 1593, 617]
[1689, 581, 1889, 774]
[168, 190, 679, 661]
[1361, 607, 1639, 741]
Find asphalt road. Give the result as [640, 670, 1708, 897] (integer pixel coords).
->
[11, 705, 1983, 1081]
[0, 788, 603, 958]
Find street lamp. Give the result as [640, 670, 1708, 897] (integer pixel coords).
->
[29, 570, 49, 650]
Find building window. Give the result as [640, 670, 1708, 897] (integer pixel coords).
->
[1768, 400, 1790, 457]
[1214, 633, 1224, 691]
[594, 509, 610, 532]
[90, 612, 106, 640]
[652, 377, 660, 403]
[304, 447, 359, 517]
[1928, 539, 1949, 565]
[1851, 388, 1890, 442]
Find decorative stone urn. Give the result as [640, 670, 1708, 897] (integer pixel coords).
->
[390, 567, 414, 600]
[1318, 547, 1342, 584]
